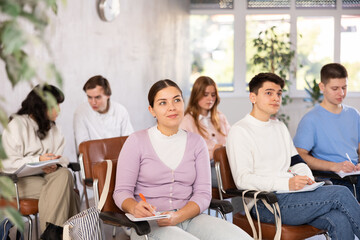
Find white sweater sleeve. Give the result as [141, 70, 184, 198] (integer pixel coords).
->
[1, 118, 40, 173]
[73, 109, 90, 151]
[226, 126, 289, 191]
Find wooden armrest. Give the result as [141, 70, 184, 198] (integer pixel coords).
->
[99, 211, 150, 236]
[209, 199, 233, 214]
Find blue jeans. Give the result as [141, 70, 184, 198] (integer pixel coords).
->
[331, 176, 360, 202]
[130, 213, 252, 240]
[250, 185, 360, 240]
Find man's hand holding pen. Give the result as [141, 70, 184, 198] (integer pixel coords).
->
[288, 170, 315, 191]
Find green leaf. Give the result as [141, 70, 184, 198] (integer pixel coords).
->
[1, 50, 36, 86]
[0, 1, 21, 17]
[47, 63, 63, 87]
[0, 176, 15, 200]
[0, 21, 26, 55]
[0, 106, 8, 129]
[4, 207, 24, 232]
[0, 137, 8, 161]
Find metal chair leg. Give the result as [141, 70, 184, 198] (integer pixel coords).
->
[34, 214, 39, 240]
[352, 184, 357, 199]
[26, 216, 32, 240]
[112, 226, 116, 238]
[216, 208, 226, 220]
[83, 180, 90, 209]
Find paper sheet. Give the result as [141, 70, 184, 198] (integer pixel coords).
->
[125, 213, 171, 222]
[14, 159, 60, 177]
[335, 170, 360, 178]
[276, 181, 325, 194]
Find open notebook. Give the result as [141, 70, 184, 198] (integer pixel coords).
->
[125, 213, 171, 222]
[14, 159, 60, 177]
[335, 170, 360, 178]
[276, 181, 325, 194]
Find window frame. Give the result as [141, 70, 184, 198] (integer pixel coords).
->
[190, 0, 360, 98]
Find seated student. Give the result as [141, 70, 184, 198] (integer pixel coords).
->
[294, 63, 360, 201]
[113, 79, 251, 240]
[73, 75, 134, 151]
[180, 76, 230, 187]
[1, 84, 80, 234]
[226, 73, 360, 239]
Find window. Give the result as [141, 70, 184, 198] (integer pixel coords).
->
[190, 0, 360, 95]
[190, 14, 234, 91]
[296, 16, 334, 90]
[246, 14, 290, 85]
[341, 15, 360, 91]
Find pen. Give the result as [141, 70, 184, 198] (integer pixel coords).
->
[139, 193, 156, 215]
[345, 153, 353, 164]
[287, 169, 298, 176]
[139, 193, 147, 202]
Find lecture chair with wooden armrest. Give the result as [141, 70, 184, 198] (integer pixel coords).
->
[312, 170, 358, 199]
[92, 160, 235, 239]
[213, 146, 329, 240]
[78, 136, 128, 209]
[0, 162, 80, 240]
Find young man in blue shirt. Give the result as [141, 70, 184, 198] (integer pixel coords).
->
[294, 63, 360, 200]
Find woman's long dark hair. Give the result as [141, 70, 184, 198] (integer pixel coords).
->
[15, 84, 64, 139]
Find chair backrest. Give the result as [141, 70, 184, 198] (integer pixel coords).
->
[213, 146, 237, 193]
[79, 136, 128, 180]
[92, 160, 121, 213]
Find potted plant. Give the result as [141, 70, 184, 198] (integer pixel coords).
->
[304, 78, 323, 107]
[250, 25, 295, 126]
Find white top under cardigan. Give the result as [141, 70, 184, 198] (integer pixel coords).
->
[226, 114, 314, 192]
[73, 100, 134, 151]
[148, 126, 187, 170]
[1, 114, 69, 173]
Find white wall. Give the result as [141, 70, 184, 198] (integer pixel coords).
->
[0, 0, 190, 162]
[1, 0, 359, 163]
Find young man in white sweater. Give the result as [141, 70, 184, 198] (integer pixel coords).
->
[226, 72, 360, 239]
[73, 75, 134, 152]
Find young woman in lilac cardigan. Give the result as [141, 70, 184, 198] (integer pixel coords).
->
[113, 80, 250, 240]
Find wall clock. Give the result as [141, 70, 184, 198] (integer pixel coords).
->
[98, 0, 120, 22]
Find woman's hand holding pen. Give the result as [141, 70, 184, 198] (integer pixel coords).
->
[289, 175, 315, 191]
[132, 193, 157, 218]
[132, 201, 157, 218]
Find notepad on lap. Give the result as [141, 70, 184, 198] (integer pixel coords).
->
[125, 213, 171, 222]
[335, 170, 360, 178]
[276, 181, 325, 194]
[14, 159, 60, 177]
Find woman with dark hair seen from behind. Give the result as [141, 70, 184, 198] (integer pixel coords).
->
[113, 79, 250, 240]
[180, 76, 230, 187]
[1, 84, 80, 236]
